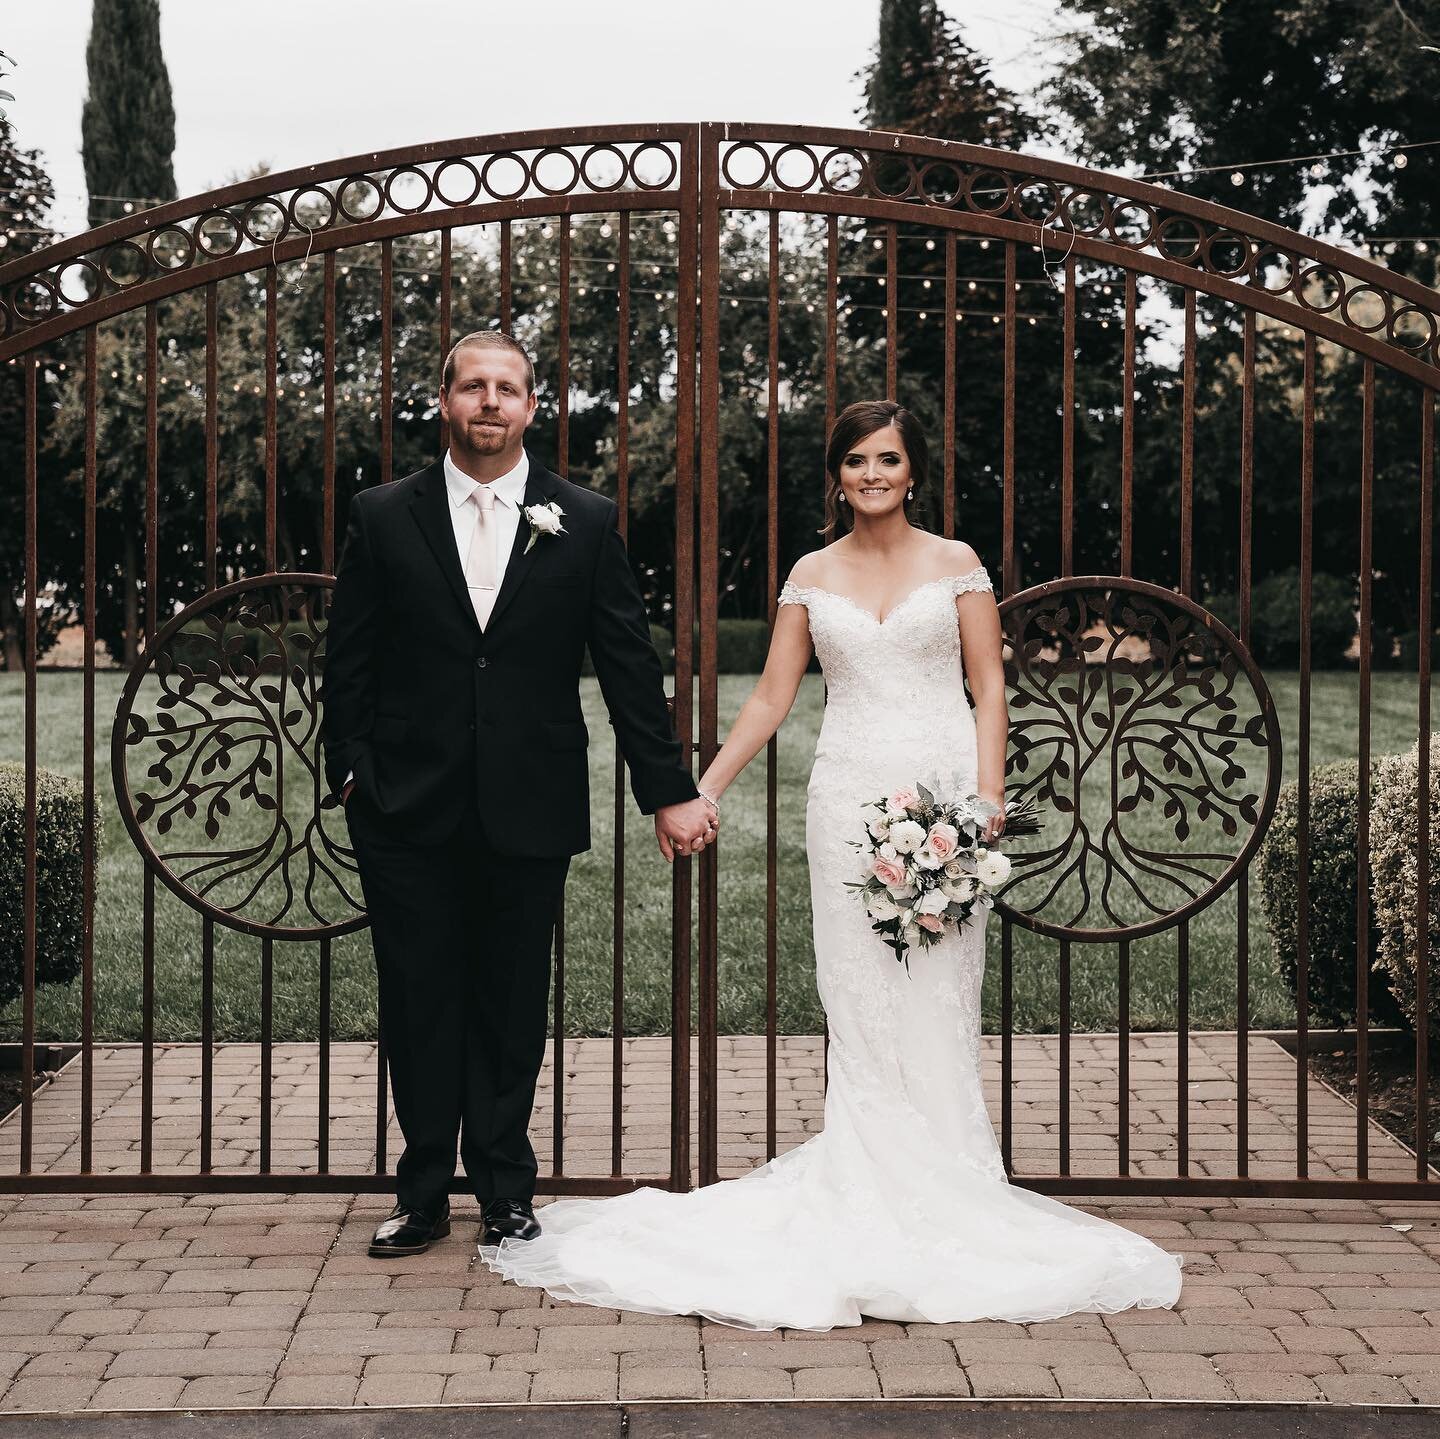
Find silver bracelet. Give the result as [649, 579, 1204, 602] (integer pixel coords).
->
[698, 787, 720, 810]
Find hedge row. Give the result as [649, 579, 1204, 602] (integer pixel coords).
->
[1258, 743, 1439, 1038]
[0, 763, 98, 1016]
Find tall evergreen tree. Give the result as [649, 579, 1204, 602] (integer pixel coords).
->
[864, 0, 1040, 149]
[81, 0, 177, 230]
[79, 0, 177, 663]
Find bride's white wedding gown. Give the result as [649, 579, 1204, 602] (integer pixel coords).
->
[480, 566, 1184, 1330]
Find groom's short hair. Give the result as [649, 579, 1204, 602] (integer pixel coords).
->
[442, 330, 535, 394]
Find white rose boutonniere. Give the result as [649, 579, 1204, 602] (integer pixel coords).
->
[522, 500, 566, 554]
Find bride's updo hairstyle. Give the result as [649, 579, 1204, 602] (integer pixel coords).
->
[820, 400, 930, 542]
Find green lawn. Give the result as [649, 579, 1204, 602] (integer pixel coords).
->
[0, 669, 1433, 1043]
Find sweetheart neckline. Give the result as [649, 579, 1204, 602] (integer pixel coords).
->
[786, 569, 986, 626]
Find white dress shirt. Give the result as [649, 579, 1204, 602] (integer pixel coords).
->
[443, 447, 529, 592]
[343, 449, 530, 793]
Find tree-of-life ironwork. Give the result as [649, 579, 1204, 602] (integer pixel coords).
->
[112, 574, 364, 940]
[993, 579, 1282, 941]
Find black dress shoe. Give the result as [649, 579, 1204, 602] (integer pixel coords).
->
[368, 1200, 450, 1257]
[481, 1198, 541, 1244]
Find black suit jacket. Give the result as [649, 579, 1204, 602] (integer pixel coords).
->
[320, 452, 698, 854]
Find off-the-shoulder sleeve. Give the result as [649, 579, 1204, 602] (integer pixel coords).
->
[778, 580, 811, 607]
[952, 565, 993, 597]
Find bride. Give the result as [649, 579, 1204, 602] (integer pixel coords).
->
[480, 400, 1184, 1330]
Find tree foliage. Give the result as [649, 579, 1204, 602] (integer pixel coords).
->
[81, 0, 177, 229]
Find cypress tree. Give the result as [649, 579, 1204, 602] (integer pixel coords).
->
[81, 0, 177, 229]
[862, 0, 1039, 149]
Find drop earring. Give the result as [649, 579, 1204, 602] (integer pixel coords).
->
[907, 487, 914, 501]
[838, 492, 847, 504]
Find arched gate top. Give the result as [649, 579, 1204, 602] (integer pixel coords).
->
[3, 121, 1438, 385]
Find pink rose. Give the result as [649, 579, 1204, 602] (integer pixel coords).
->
[916, 914, 945, 934]
[887, 786, 920, 814]
[872, 855, 907, 888]
[926, 822, 959, 862]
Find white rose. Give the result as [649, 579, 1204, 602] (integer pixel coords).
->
[527, 503, 564, 535]
[918, 888, 950, 916]
[866, 893, 900, 922]
[943, 859, 965, 879]
[868, 816, 892, 841]
[976, 851, 1012, 886]
[941, 875, 977, 902]
[888, 820, 926, 855]
[879, 841, 898, 861]
[913, 844, 944, 871]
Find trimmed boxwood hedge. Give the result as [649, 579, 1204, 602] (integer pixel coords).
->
[1256, 757, 1406, 1031]
[0, 762, 98, 1017]
[1369, 735, 1440, 1039]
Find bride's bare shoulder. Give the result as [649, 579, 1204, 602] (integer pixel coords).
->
[927, 536, 984, 576]
[785, 549, 834, 589]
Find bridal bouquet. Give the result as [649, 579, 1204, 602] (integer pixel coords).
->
[846, 782, 1041, 970]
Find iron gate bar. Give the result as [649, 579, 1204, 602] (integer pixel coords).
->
[201, 916, 214, 1171]
[886, 221, 898, 399]
[317, 931, 329, 1172]
[266, 264, 279, 569]
[499, 218, 512, 331]
[1182, 289, 1196, 595]
[1117, 938, 1130, 1176]
[439, 230, 452, 453]
[1061, 253, 1075, 578]
[1298, 332, 1317, 1180]
[1358, 357, 1377, 1179]
[81, 325, 97, 1176]
[1003, 239, 1017, 593]
[696, 126, 720, 1191]
[1059, 935, 1070, 1175]
[260, 937, 273, 1172]
[943, 230, 957, 540]
[19, 357, 36, 1175]
[205, 284, 219, 588]
[1121, 272, 1136, 574]
[670, 124, 700, 1194]
[611, 210, 631, 1181]
[766, 208, 780, 1166]
[1419, 393, 1435, 1178]
[1238, 306, 1256, 1179]
[554, 209, 572, 1182]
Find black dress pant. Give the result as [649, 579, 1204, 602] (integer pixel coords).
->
[347, 795, 569, 1214]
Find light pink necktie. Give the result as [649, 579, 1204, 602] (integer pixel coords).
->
[465, 484, 499, 629]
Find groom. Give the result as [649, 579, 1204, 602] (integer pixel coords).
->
[321, 331, 717, 1257]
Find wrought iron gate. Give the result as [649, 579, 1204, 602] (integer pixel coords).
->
[1, 123, 1436, 1199]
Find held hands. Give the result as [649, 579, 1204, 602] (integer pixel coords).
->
[654, 793, 720, 863]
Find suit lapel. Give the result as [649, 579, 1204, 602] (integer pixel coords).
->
[484, 456, 561, 633]
[407, 459, 477, 631]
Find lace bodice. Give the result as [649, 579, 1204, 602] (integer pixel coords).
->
[779, 568, 993, 769]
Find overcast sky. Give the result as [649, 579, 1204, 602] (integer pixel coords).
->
[7, 0, 1069, 236]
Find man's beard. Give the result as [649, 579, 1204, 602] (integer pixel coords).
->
[464, 418, 508, 453]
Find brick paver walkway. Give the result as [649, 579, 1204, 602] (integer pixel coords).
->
[0, 1033, 1436, 1413]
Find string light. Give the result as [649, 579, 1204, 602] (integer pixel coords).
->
[1138, 136, 1437, 183]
